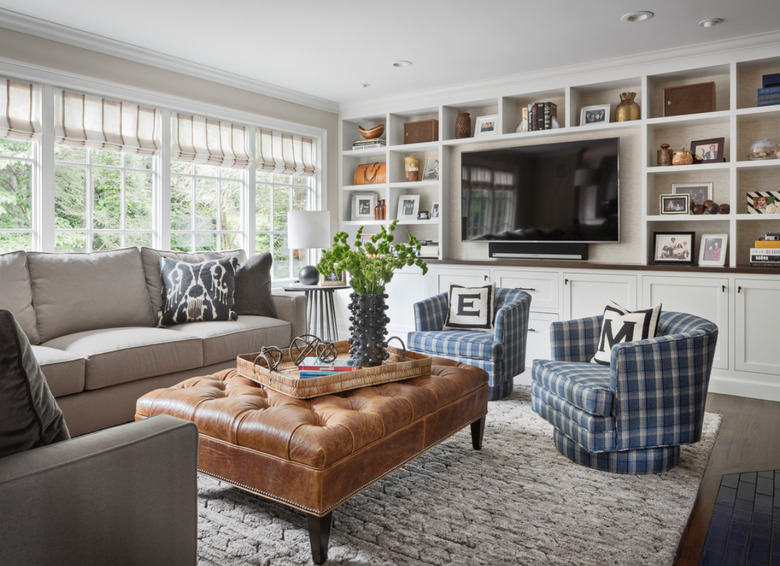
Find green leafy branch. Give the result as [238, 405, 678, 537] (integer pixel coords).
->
[317, 220, 429, 295]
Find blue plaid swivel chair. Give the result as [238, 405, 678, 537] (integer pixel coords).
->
[407, 288, 531, 400]
[531, 312, 718, 474]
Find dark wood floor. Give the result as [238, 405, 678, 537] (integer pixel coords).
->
[674, 392, 780, 565]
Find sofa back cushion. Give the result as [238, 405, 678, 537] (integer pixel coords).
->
[27, 247, 155, 342]
[234, 252, 277, 318]
[0, 251, 39, 344]
[0, 309, 70, 459]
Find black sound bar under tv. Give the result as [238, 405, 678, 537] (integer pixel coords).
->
[488, 242, 589, 261]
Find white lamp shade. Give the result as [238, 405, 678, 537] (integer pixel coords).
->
[288, 210, 330, 249]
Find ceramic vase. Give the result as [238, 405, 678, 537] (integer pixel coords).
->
[455, 112, 471, 139]
[347, 292, 390, 367]
[616, 92, 640, 122]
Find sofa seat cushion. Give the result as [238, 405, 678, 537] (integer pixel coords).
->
[532, 360, 614, 417]
[170, 316, 291, 366]
[43, 328, 203, 390]
[408, 330, 502, 362]
[0, 251, 39, 344]
[31, 345, 87, 397]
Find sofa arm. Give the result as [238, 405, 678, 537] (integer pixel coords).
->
[272, 291, 307, 338]
[494, 291, 531, 375]
[550, 315, 603, 362]
[0, 414, 198, 566]
[413, 292, 448, 331]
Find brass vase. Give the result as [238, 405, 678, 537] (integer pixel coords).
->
[455, 112, 471, 139]
[616, 92, 640, 122]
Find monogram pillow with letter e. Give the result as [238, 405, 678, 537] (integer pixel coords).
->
[591, 300, 662, 366]
[443, 283, 496, 331]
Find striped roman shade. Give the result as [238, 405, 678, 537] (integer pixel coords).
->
[55, 90, 160, 155]
[0, 79, 41, 140]
[257, 129, 315, 176]
[171, 113, 250, 168]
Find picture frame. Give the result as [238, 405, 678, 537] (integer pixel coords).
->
[320, 270, 347, 286]
[351, 193, 377, 221]
[422, 156, 440, 180]
[474, 115, 498, 137]
[397, 194, 420, 220]
[580, 104, 610, 126]
[660, 193, 689, 215]
[417, 211, 429, 220]
[699, 234, 728, 267]
[652, 231, 695, 265]
[431, 202, 440, 219]
[747, 191, 780, 214]
[672, 182, 713, 206]
[691, 137, 725, 163]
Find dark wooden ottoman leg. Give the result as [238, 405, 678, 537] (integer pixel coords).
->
[307, 512, 332, 565]
[471, 416, 486, 450]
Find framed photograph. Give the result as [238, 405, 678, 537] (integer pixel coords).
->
[397, 194, 420, 220]
[699, 234, 728, 267]
[672, 182, 713, 206]
[351, 193, 377, 220]
[691, 137, 725, 163]
[580, 104, 610, 126]
[747, 191, 780, 214]
[652, 231, 695, 265]
[660, 193, 689, 214]
[418, 211, 429, 220]
[422, 156, 440, 180]
[475, 115, 498, 137]
[431, 202, 440, 219]
[320, 270, 347, 286]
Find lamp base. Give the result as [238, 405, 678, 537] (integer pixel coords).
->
[298, 265, 320, 285]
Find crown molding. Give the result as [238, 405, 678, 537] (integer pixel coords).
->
[0, 8, 339, 114]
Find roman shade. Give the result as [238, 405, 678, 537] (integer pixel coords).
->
[257, 129, 315, 175]
[171, 113, 250, 168]
[0, 79, 40, 140]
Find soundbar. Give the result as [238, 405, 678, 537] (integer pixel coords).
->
[488, 242, 588, 261]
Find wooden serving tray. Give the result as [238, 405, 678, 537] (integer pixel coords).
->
[236, 341, 431, 399]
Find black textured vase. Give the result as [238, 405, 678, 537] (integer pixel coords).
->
[348, 292, 390, 367]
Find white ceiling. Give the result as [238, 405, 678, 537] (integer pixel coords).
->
[2, 0, 780, 109]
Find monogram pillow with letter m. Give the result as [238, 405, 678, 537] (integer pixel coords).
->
[591, 300, 662, 365]
[443, 283, 496, 331]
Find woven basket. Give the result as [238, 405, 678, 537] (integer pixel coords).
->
[236, 340, 431, 399]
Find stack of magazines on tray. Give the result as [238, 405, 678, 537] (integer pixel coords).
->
[297, 356, 360, 379]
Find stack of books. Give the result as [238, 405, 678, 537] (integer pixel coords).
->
[749, 232, 780, 267]
[352, 138, 386, 150]
[418, 240, 439, 258]
[757, 73, 780, 107]
[521, 102, 558, 131]
[297, 356, 360, 379]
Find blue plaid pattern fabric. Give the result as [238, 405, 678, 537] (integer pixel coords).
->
[531, 311, 718, 474]
[408, 288, 531, 400]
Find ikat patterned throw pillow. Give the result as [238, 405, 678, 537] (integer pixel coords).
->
[442, 283, 496, 332]
[158, 257, 239, 326]
[590, 300, 662, 366]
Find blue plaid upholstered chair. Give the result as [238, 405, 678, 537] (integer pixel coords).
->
[531, 311, 718, 474]
[408, 288, 531, 400]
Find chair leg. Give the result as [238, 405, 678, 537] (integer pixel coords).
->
[307, 512, 332, 565]
[470, 417, 486, 450]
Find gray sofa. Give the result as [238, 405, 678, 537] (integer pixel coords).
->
[0, 246, 306, 436]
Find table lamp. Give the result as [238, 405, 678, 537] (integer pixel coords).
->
[288, 210, 330, 285]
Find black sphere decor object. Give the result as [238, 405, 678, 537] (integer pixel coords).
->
[298, 265, 320, 285]
[348, 292, 390, 367]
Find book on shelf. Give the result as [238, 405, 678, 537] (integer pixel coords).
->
[527, 102, 557, 131]
[749, 261, 780, 268]
[754, 239, 780, 248]
[297, 356, 360, 371]
[763, 232, 780, 241]
[750, 248, 780, 256]
[352, 139, 386, 149]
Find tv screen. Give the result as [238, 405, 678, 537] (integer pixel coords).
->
[461, 137, 620, 243]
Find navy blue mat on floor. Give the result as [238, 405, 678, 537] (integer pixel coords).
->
[699, 470, 779, 565]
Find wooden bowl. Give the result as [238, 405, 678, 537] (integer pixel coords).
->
[358, 124, 385, 139]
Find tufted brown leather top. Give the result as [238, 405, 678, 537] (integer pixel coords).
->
[136, 358, 487, 470]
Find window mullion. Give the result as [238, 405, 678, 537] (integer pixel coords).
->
[158, 108, 171, 249]
[38, 85, 55, 251]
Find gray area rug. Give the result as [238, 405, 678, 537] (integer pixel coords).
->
[197, 386, 720, 565]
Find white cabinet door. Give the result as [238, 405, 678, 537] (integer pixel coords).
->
[642, 275, 729, 369]
[735, 278, 780, 376]
[494, 269, 560, 310]
[427, 266, 490, 295]
[563, 272, 637, 320]
[385, 266, 427, 337]
[526, 311, 559, 367]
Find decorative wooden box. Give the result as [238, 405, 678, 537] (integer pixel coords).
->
[404, 119, 439, 144]
[662, 82, 716, 117]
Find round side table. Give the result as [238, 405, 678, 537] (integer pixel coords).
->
[282, 284, 349, 342]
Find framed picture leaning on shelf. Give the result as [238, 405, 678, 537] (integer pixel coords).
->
[580, 104, 610, 126]
[422, 156, 439, 180]
[352, 193, 377, 221]
[672, 182, 713, 207]
[475, 115, 498, 136]
[691, 137, 725, 163]
[397, 194, 420, 220]
[660, 193, 689, 214]
[652, 231, 695, 265]
[431, 202, 440, 218]
[320, 270, 347, 286]
[699, 234, 728, 267]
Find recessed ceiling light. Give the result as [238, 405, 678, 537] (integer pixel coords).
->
[621, 11, 654, 23]
[392, 60, 413, 68]
[360, 83, 372, 89]
[698, 18, 724, 28]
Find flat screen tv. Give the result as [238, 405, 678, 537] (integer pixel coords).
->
[461, 137, 620, 244]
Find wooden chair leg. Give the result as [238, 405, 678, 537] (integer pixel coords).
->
[307, 512, 332, 565]
[471, 416, 486, 450]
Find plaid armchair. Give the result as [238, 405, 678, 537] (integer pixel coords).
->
[531, 311, 718, 474]
[407, 288, 531, 400]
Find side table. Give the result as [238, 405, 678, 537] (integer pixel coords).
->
[282, 284, 349, 342]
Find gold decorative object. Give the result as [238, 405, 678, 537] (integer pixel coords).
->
[616, 92, 640, 122]
[404, 156, 419, 182]
[657, 143, 673, 166]
[358, 124, 385, 139]
[672, 147, 693, 166]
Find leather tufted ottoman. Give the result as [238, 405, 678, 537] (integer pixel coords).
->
[135, 357, 488, 564]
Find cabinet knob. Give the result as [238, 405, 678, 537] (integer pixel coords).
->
[564, 278, 569, 285]
[738, 286, 743, 293]
[528, 328, 538, 333]
[722, 285, 726, 292]
[484, 275, 489, 281]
